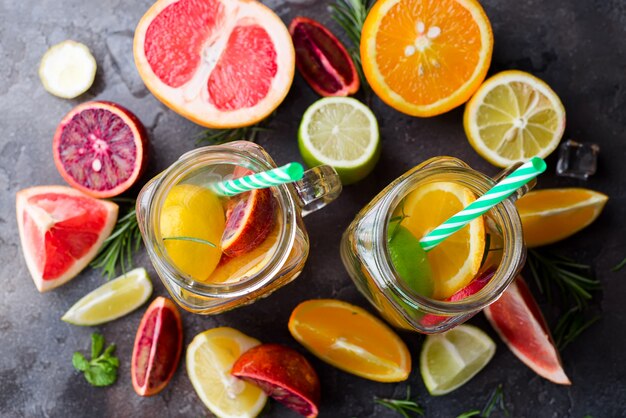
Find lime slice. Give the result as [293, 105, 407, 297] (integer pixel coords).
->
[420, 324, 495, 395]
[387, 225, 433, 297]
[464, 70, 565, 168]
[298, 97, 380, 185]
[61, 268, 152, 326]
[39, 40, 97, 99]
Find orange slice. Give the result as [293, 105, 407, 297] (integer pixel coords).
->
[515, 188, 608, 247]
[399, 182, 485, 299]
[361, 0, 493, 117]
[288, 299, 411, 382]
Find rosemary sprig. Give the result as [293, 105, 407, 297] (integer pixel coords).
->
[389, 198, 409, 239]
[553, 307, 600, 350]
[90, 206, 142, 280]
[456, 384, 509, 418]
[375, 387, 424, 418]
[613, 256, 626, 272]
[163, 236, 216, 247]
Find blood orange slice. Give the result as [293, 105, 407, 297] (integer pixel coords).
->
[131, 297, 183, 396]
[134, 0, 295, 128]
[53, 101, 148, 198]
[16, 186, 118, 292]
[484, 277, 571, 385]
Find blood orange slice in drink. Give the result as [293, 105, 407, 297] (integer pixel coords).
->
[53, 101, 148, 198]
[16, 186, 118, 292]
[134, 0, 295, 128]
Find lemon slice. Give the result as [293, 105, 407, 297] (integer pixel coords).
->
[464, 70, 566, 167]
[420, 324, 496, 395]
[298, 97, 380, 185]
[400, 182, 485, 299]
[39, 40, 97, 99]
[61, 268, 152, 326]
[186, 327, 267, 418]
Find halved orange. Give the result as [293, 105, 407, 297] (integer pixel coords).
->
[288, 299, 411, 382]
[399, 182, 485, 299]
[134, 0, 295, 128]
[516, 188, 608, 247]
[361, 0, 493, 117]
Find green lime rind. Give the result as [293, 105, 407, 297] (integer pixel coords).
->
[61, 268, 152, 326]
[298, 97, 380, 185]
[387, 225, 434, 297]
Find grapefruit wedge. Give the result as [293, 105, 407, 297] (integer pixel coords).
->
[134, 0, 295, 128]
[16, 186, 118, 292]
[484, 277, 571, 385]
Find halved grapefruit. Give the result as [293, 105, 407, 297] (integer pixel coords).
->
[16, 186, 118, 292]
[133, 0, 295, 128]
[484, 276, 571, 385]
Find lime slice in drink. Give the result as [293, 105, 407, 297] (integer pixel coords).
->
[388, 225, 434, 297]
[39, 40, 97, 99]
[62, 268, 152, 326]
[298, 97, 380, 185]
[420, 324, 496, 395]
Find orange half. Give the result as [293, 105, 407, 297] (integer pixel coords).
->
[361, 0, 493, 116]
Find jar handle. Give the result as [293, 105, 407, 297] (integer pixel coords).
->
[493, 162, 537, 202]
[291, 165, 342, 217]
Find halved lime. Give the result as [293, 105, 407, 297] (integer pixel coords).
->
[298, 97, 380, 185]
[62, 268, 152, 326]
[420, 324, 496, 395]
[39, 40, 97, 99]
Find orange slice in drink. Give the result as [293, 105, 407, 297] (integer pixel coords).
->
[400, 182, 485, 299]
[288, 299, 411, 382]
[515, 188, 608, 247]
[361, 0, 493, 117]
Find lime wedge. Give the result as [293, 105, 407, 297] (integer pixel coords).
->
[420, 324, 495, 395]
[298, 97, 380, 185]
[39, 40, 97, 99]
[388, 225, 433, 297]
[62, 268, 152, 326]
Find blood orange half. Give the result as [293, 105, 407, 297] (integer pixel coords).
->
[16, 186, 118, 292]
[134, 0, 295, 128]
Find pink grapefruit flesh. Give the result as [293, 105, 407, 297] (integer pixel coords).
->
[131, 297, 183, 396]
[232, 344, 320, 418]
[16, 186, 118, 292]
[134, 0, 295, 128]
[484, 276, 571, 385]
[53, 101, 148, 198]
[290, 17, 359, 97]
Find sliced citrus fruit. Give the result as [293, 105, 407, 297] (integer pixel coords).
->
[39, 40, 97, 99]
[298, 97, 379, 185]
[232, 344, 321, 418]
[131, 297, 183, 396]
[53, 101, 148, 198]
[387, 225, 434, 297]
[420, 324, 496, 395]
[134, 0, 295, 128]
[484, 277, 571, 385]
[160, 184, 225, 280]
[399, 182, 485, 299]
[515, 188, 608, 247]
[290, 16, 359, 97]
[288, 299, 411, 382]
[186, 327, 267, 418]
[62, 268, 152, 326]
[464, 70, 566, 167]
[361, 0, 493, 116]
[16, 186, 118, 292]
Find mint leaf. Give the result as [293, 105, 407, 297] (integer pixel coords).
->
[72, 352, 89, 372]
[84, 365, 117, 387]
[91, 333, 105, 358]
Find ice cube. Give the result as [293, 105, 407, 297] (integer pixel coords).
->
[556, 140, 599, 180]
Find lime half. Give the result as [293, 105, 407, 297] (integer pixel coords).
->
[298, 97, 380, 185]
[62, 268, 152, 326]
[420, 324, 496, 395]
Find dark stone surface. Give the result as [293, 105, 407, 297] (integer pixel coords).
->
[1, 0, 625, 417]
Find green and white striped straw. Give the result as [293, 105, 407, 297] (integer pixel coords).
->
[419, 157, 547, 252]
[212, 162, 305, 197]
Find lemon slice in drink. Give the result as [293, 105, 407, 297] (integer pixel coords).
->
[420, 324, 496, 395]
[298, 97, 380, 185]
[39, 40, 97, 99]
[61, 268, 152, 326]
[186, 327, 267, 418]
[464, 70, 565, 167]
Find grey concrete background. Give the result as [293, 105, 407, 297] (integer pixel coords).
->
[1, 0, 625, 416]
